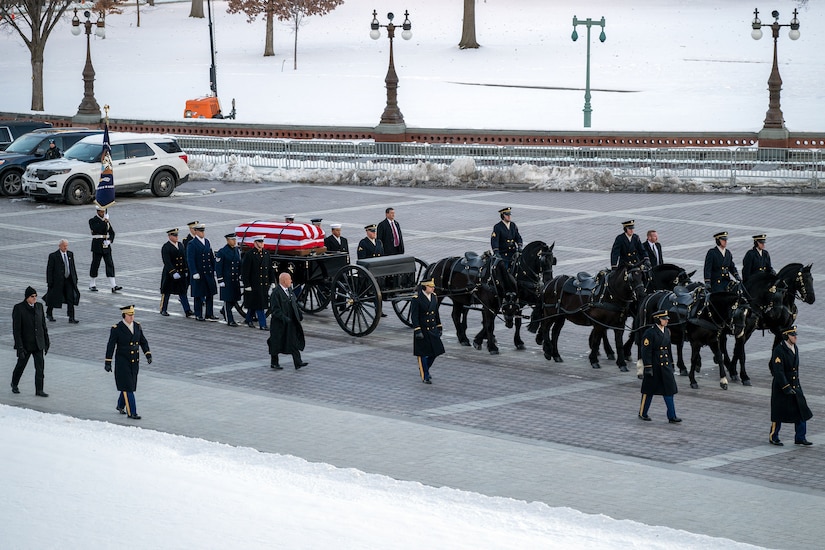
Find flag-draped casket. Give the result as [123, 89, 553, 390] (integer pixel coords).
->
[235, 221, 326, 254]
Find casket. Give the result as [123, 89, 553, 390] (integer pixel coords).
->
[236, 221, 326, 256]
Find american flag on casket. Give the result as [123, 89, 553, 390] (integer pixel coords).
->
[235, 221, 326, 252]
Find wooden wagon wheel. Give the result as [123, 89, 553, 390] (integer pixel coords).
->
[391, 257, 429, 327]
[331, 265, 382, 337]
[297, 280, 331, 314]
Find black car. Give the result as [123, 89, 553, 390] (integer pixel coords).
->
[0, 128, 102, 196]
[0, 120, 52, 151]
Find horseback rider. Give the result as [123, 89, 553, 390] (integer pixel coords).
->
[491, 207, 523, 269]
[703, 231, 740, 292]
[742, 233, 775, 282]
[610, 220, 650, 269]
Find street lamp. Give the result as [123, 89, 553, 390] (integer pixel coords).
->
[370, 10, 412, 140]
[571, 16, 606, 128]
[71, 8, 106, 123]
[751, 8, 800, 138]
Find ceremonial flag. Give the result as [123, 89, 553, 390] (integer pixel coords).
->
[95, 122, 115, 208]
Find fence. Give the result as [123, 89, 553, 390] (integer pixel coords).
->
[175, 136, 823, 189]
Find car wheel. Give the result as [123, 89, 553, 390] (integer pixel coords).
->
[151, 170, 175, 197]
[1, 170, 23, 196]
[64, 179, 92, 205]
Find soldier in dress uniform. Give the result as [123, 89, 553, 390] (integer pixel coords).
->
[284, 214, 296, 223]
[742, 233, 775, 282]
[610, 219, 649, 269]
[159, 228, 192, 317]
[357, 224, 384, 259]
[241, 235, 273, 329]
[638, 310, 681, 423]
[182, 220, 199, 249]
[769, 326, 814, 446]
[105, 305, 152, 420]
[490, 207, 523, 269]
[216, 233, 243, 327]
[703, 231, 740, 292]
[324, 223, 349, 253]
[411, 278, 444, 384]
[186, 223, 219, 321]
[88, 205, 121, 293]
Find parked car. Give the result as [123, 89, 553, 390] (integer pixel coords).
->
[0, 128, 102, 196]
[0, 120, 53, 151]
[23, 133, 190, 205]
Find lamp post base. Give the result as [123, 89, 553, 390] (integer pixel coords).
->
[757, 126, 789, 149]
[374, 122, 407, 142]
[73, 112, 102, 125]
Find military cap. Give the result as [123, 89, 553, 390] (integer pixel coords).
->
[166, 228, 179, 236]
[193, 223, 206, 231]
[421, 278, 436, 288]
[311, 218, 323, 224]
[365, 224, 377, 232]
[120, 305, 135, 315]
[285, 214, 296, 221]
[714, 231, 728, 240]
[498, 207, 512, 215]
[752, 234, 767, 243]
[622, 220, 635, 228]
[782, 325, 797, 337]
[253, 235, 266, 242]
[186, 220, 200, 227]
[94, 204, 106, 212]
[653, 309, 670, 320]
[224, 233, 237, 240]
[330, 223, 342, 229]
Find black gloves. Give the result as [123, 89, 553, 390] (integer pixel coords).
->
[782, 385, 796, 395]
[146, 354, 153, 365]
[44, 347, 49, 356]
[415, 331, 424, 340]
[644, 366, 653, 377]
[105, 361, 112, 372]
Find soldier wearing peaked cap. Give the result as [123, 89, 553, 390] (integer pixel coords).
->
[610, 219, 649, 269]
[182, 220, 199, 249]
[742, 233, 775, 282]
[704, 231, 740, 292]
[88, 205, 120, 293]
[241, 235, 274, 329]
[186, 223, 219, 321]
[104, 305, 151, 420]
[411, 278, 444, 384]
[357, 224, 384, 259]
[160, 228, 192, 317]
[639, 310, 681, 423]
[216, 233, 243, 326]
[491, 207, 523, 269]
[769, 326, 814, 446]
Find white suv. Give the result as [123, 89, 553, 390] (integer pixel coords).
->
[23, 132, 190, 205]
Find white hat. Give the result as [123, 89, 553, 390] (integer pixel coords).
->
[253, 235, 266, 242]
[330, 223, 342, 229]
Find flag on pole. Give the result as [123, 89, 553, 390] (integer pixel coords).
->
[95, 121, 115, 208]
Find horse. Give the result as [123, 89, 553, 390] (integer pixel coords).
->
[538, 264, 646, 369]
[425, 251, 520, 355]
[508, 241, 556, 350]
[727, 262, 815, 385]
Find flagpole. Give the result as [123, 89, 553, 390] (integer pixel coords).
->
[95, 104, 116, 209]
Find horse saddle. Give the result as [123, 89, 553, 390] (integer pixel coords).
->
[672, 285, 696, 306]
[562, 272, 597, 295]
[460, 251, 485, 270]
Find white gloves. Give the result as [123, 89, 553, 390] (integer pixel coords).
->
[192, 273, 201, 280]
[103, 239, 111, 247]
[219, 282, 225, 287]
[172, 273, 181, 280]
[244, 287, 252, 291]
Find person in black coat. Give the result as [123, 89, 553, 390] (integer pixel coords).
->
[357, 224, 384, 259]
[89, 205, 120, 292]
[769, 326, 814, 446]
[644, 230, 663, 267]
[490, 207, 523, 269]
[411, 279, 445, 384]
[11, 286, 50, 396]
[742, 234, 775, 282]
[324, 223, 349, 253]
[182, 220, 199, 249]
[159, 228, 192, 317]
[186, 223, 219, 321]
[610, 219, 649, 269]
[105, 305, 151, 419]
[376, 207, 404, 255]
[268, 272, 307, 370]
[216, 233, 243, 327]
[44, 139, 61, 159]
[241, 235, 274, 329]
[703, 231, 740, 292]
[639, 310, 681, 423]
[44, 239, 80, 323]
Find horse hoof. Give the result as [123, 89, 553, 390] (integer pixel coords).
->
[730, 374, 740, 382]
[606, 353, 616, 361]
[472, 342, 482, 350]
[618, 365, 629, 372]
[720, 383, 728, 390]
[553, 356, 563, 363]
[544, 352, 553, 361]
[460, 341, 471, 347]
[591, 363, 601, 369]
[742, 379, 752, 386]
[690, 382, 699, 389]
[695, 366, 701, 373]
[489, 349, 499, 355]
[515, 344, 525, 351]
[679, 369, 688, 377]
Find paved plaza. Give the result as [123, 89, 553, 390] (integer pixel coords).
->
[2, 182, 824, 548]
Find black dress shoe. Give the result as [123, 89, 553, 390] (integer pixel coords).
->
[295, 361, 308, 370]
[795, 440, 813, 446]
[271, 364, 283, 370]
[36, 391, 49, 397]
[638, 414, 652, 421]
[160, 311, 170, 317]
[47, 315, 56, 322]
[769, 439, 784, 446]
[11, 383, 20, 394]
[206, 315, 221, 321]
[246, 322, 256, 328]
[668, 417, 683, 423]
[423, 379, 432, 384]
[195, 316, 205, 322]
[117, 407, 126, 415]
[228, 321, 238, 327]
[128, 414, 141, 420]
[69, 318, 79, 324]
[185, 311, 194, 318]
[111, 286, 123, 293]
[259, 326, 268, 330]
[89, 286, 98, 292]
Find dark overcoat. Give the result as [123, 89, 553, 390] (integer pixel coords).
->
[357, 237, 384, 259]
[160, 240, 189, 295]
[611, 232, 647, 268]
[640, 325, 678, 396]
[645, 241, 663, 267]
[268, 286, 305, 355]
[186, 237, 217, 298]
[241, 247, 273, 310]
[89, 215, 115, 254]
[215, 244, 243, 302]
[742, 248, 773, 282]
[324, 235, 349, 253]
[12, 300, 50, 352]
[376, 218, 404, 255]
[704, 246, 740, 292]
[410, 289, 445, 358]
[44, 249, 80, 309]
[770, 341, 813, 423]
[106, 320, 150, 392]
[490, 220, 523, 261]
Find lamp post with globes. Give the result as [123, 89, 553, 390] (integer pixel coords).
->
[751, 8, 800, 147]
[370, 10, 412, 141]
[571, 16, 606, 128]
[71, 8, 106, 123]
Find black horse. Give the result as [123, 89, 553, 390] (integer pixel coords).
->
[538, 265, 646, 369]
[426, 251, 520, 355]
[727, 263, 815, 385]
[509, 241, 556, 350]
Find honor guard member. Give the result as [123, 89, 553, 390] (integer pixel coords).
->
[159, 228, 193, 317]
[324, 223, 349, 253]
[241, 235, 273, 329]
[216, 233, 243, 326]
[742, 234, 775, 282]
[89, 205, 121, 293]
[357, 224, 384, 259]
[703, 231, 740, 292]
[610, 220, 649, 269]
[186, 223, 219, 321]
[411, 278, 444, 384]
[105, 305, 151, 420]
[769, 326, 814, 446]
[491, 207, 523, 268]
[377, 207, 405, 256]
[182, 220, 199, 249]
[311, 217, 323, 229]
[639, 310, 681, 423]
[284, 214, 296, 223]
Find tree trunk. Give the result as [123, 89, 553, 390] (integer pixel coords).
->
[30, 41, 45, 111]
[189, 0, 204, 18]
[458, 0, 479, 49]
[264, 8, 274, 56]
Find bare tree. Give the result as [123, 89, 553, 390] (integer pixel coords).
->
[0, 0, 73, 111]
[189, 0, 204, 18]
[226, 0, 279, 56]
[276, 0, 343, 69]
[458, 0, 479, 49]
